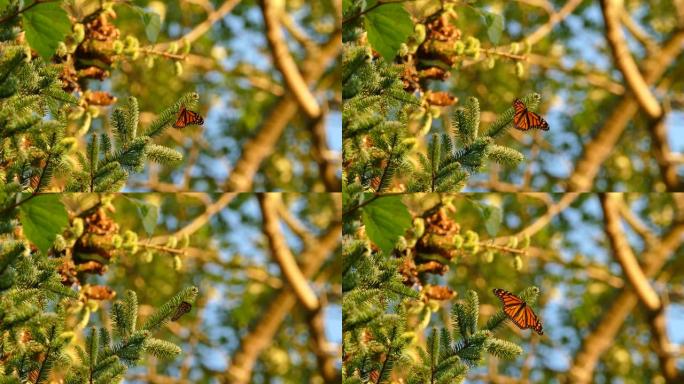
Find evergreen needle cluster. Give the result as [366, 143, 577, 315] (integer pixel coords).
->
[0, 240, 198, 383]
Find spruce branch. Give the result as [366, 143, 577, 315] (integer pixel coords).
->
[144, 338, 182, 360]
[141, 286, 199, 333]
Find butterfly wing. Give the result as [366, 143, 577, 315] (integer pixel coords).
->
[493, 288, 524, 306]
[173, 106, 188, 128]
[493, 288, 544, 335]
[171, 301, 192, 321]
[523, 306, 544, 335]
[512, 99, 549, 131]
[185, 109, 204, 126]
[173, 106, 204, 128]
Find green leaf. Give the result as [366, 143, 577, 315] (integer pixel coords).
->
[125, 197, 159, 236]
[141, 11, 161, 42]
[364, 1, 413, 62]
[342, 0, 352, 13]
[22, 2, 71, 59]
[19, 195, 68, 254]
[130, 5, 162, 42]
[0, 0, 10, 9]
[479, 204, 502, 237]
[482, 12, 504, 45]
[361, 195, 411, 255]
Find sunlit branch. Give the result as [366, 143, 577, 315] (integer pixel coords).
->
[224, 30, 341, 191]
[601, 0, 662, 118]
[524, 0, 583, 45]
[224, 222, 341, 384]
[601, 193, 660, 310]
[260, 0, 321, 118]
[259, 193, 319, 311]
[567, 223, 684, 383]
[568, 30, 684, 191]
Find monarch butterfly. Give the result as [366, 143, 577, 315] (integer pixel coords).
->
[171, 301, 192, 321]
[173, 106, 204, 128]
[512, 99, 549, 131]
[493, 288, 543, 335]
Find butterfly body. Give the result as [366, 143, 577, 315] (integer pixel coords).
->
[171, 301, 192, 321]
[173, 106, 204, 128]
[493, 288, 543, 335]
[512, 99, 549, 131]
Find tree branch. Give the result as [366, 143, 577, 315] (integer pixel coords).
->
[602, 193, 682, 383]
[260, 0, 320, 118]
[307, 106, 341, 191]
[258, 193, 319, 311]
[648, 115, 681, 190]
[150, 193, 236, 244]
[567, 30, 684, 191]
[524, 0, 583, 45]
[223, 30, 341, 191]
[619, 8, 659, 54]
[514, 193, 579, 239]
[600, 193, 660, 310]
[649, 305, 681, 383]
[307, 304, 341, 383]
[154, 0, 240, 50]
[617, 198, 658, 247]
[224, 221, 341, 383]
[601, 0, 662, 118]
[566, 222, 684, 383]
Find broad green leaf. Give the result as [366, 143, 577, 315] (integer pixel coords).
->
[361, 195, 412, 255]
[125, 197, 159, 236]
[482, 12, 504, 45]
[22, 2, 71, 59]
[364, 1, 413, 62]
[342, 0, 352, 13]
[479, 204, 502, 237]
[130, 5, 162, 42]
[19, 195, 68, 255]
[0, 0, 10, 9]
[141, 11, 161, 42]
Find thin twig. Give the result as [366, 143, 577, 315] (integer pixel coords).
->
[525, 0, 583, 45]
[140, 48, 187, 61]
[154, 0, 240, 50]
[0, 0, 59, 24]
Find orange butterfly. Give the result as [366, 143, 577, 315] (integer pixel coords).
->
[173, 106, 204, 128]
[171, 301, 192, 321]
[493, 288, 544, 335]
[512, 99, 549, 131]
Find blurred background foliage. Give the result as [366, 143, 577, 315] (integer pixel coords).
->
[366, 192, 684, 382]
[68, 192, 341, 383]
